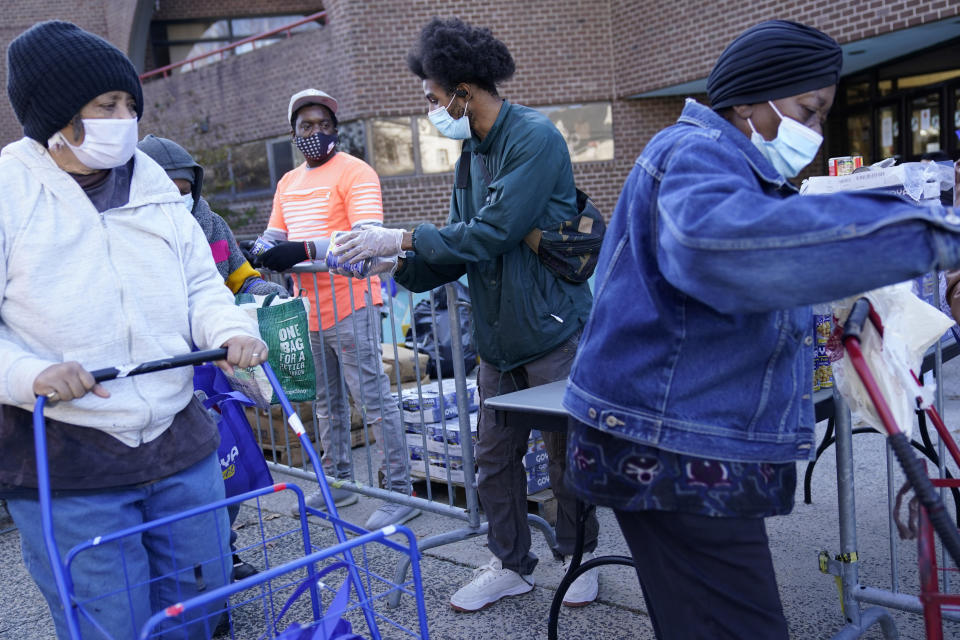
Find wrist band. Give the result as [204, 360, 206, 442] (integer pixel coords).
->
[304, 241, 314, 260]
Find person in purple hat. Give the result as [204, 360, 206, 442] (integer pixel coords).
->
[563, 20, 960, 639]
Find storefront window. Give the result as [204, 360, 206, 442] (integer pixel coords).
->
[877, 79, 894, 97]
[371, 118, 415, 176]
[337, 120, 368, 162]
[878, 104, 900, 161]
[150, 15, 323, 72]
[538, 103, 614, 162]
[845, 81, 871, 105]
[231, 140, 272, 193]
[910, 93, 941, 156]
[846, 112, 872, 164]
[416, 116, 461, 174]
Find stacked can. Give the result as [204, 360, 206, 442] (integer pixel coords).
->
[812, 305, 833, 392]
[326, 230, 372, 278]
[249, 235, 275, 259]
[828, 156, 863, 176]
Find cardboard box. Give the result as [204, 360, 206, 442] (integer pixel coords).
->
[405, 412, 478, 445]
[799, 161, 949, 203]
[245, 402, 315, 445]
[381, 343, 430, 383]
[525, 469, 551, 494]
[522, 449, 549, 470]
[526, 430, 546, 453]
[407, 428, 547, 493]
[409, 459, 469, 485]
[396, 381, 479, 424]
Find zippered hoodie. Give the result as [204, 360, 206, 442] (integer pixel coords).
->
[0, 137, 259, 446]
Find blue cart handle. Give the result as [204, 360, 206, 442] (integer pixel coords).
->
[89, 348, 228, 383]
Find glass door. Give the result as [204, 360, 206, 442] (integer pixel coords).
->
[908, 91, 942, 159]
[875, 102, 901, 162]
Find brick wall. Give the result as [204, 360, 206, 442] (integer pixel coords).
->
[153, 0, 322, 21]
[103, 0, 139, 54]
[139, 0, 623, 234]
[611, 0, 960, 96]
[0, 0, 110, 143]
[2, 0, 957, 234]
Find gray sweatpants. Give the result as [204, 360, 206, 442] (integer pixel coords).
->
[309, 304, 411, 494]
[476, 329, 599, 575]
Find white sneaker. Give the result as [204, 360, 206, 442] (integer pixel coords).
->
[449, 557, 534, 612]
[561, 552, 599, 607]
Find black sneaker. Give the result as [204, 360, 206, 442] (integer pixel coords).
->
[232, 554, 258, 581]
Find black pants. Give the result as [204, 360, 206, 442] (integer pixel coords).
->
[614, 509, 789, 640]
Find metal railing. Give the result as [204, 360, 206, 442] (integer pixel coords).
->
[251, 263, 556, 607]
[140, 11, 327, 81]
[823, 280, 960, 638]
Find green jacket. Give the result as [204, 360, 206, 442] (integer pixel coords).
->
[394, 101, 593, 371]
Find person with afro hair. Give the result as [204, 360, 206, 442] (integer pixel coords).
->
[331, 17, 600, 612]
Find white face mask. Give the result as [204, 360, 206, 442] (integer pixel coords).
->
[180, 192, 194, 212]
[61, 118, 139, 170]
[428, 94, 472, 140]
[747, 101, 823, 178]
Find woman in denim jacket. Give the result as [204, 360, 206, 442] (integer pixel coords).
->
[563, 20, 960, 639]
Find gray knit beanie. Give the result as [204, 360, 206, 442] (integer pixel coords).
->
[6, 20, 143, 144]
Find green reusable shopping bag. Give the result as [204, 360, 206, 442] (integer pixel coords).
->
[256, 294, 316, 404]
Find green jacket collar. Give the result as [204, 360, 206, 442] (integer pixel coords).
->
[473, 99, 511, 155]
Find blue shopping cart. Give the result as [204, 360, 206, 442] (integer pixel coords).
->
[31, 349, 430, 639]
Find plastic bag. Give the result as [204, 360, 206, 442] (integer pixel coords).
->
[273, 562, 365, 640]
[404, 282, 477, 379]
[832, 281, 954, 438]
[193, 364, 273, 498]
[233, 294, 316, 405]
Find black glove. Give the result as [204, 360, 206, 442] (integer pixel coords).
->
[257, 241, 309, 272]
[237, 239, 257, 265]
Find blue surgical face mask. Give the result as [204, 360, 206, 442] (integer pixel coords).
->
[180, 192, 194, 212]
[428, 93, 471, 140]
[748, 101, 823, 178]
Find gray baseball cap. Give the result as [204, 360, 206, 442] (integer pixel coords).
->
[288, 88, 338, 128]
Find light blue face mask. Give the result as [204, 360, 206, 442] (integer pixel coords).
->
[180, 192, 194, 212]
[748, 101, 823, 178]
[427, 93, 471, 140]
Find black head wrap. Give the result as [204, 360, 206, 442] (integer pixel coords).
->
[707, 20, 842, 110]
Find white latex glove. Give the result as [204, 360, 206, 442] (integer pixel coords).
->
[332, 255, 400, 279]
[331, 227, 404, 263]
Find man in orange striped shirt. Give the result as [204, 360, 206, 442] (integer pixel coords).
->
[256, 89, 418, 529]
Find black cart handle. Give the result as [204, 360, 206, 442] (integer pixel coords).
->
[842, 297, 871, 343]
[90, 349, 228, 383]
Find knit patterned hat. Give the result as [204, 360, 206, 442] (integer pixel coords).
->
[6, 20, 143, 144]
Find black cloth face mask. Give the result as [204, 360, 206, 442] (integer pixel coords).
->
[295, 131, 338, 164]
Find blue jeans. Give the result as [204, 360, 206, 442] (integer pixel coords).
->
[310, 305, 410, 493]
[7, 452, 231, 639]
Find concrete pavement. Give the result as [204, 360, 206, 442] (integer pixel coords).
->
[4, 359, 960, 639]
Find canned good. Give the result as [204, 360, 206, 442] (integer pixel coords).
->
[326, 230, 372, 278]
[813, 311, 834, 391]
[249, 235, 275, 258]
[828, 156, 863, 177]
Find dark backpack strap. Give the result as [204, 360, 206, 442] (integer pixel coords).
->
[454, 149, 471, 189]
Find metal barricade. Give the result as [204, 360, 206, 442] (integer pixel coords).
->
[251, 263, 557, 605]
[820, 310, 960, 638]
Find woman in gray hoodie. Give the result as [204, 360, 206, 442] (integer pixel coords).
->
[1, 21, 267, 639]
